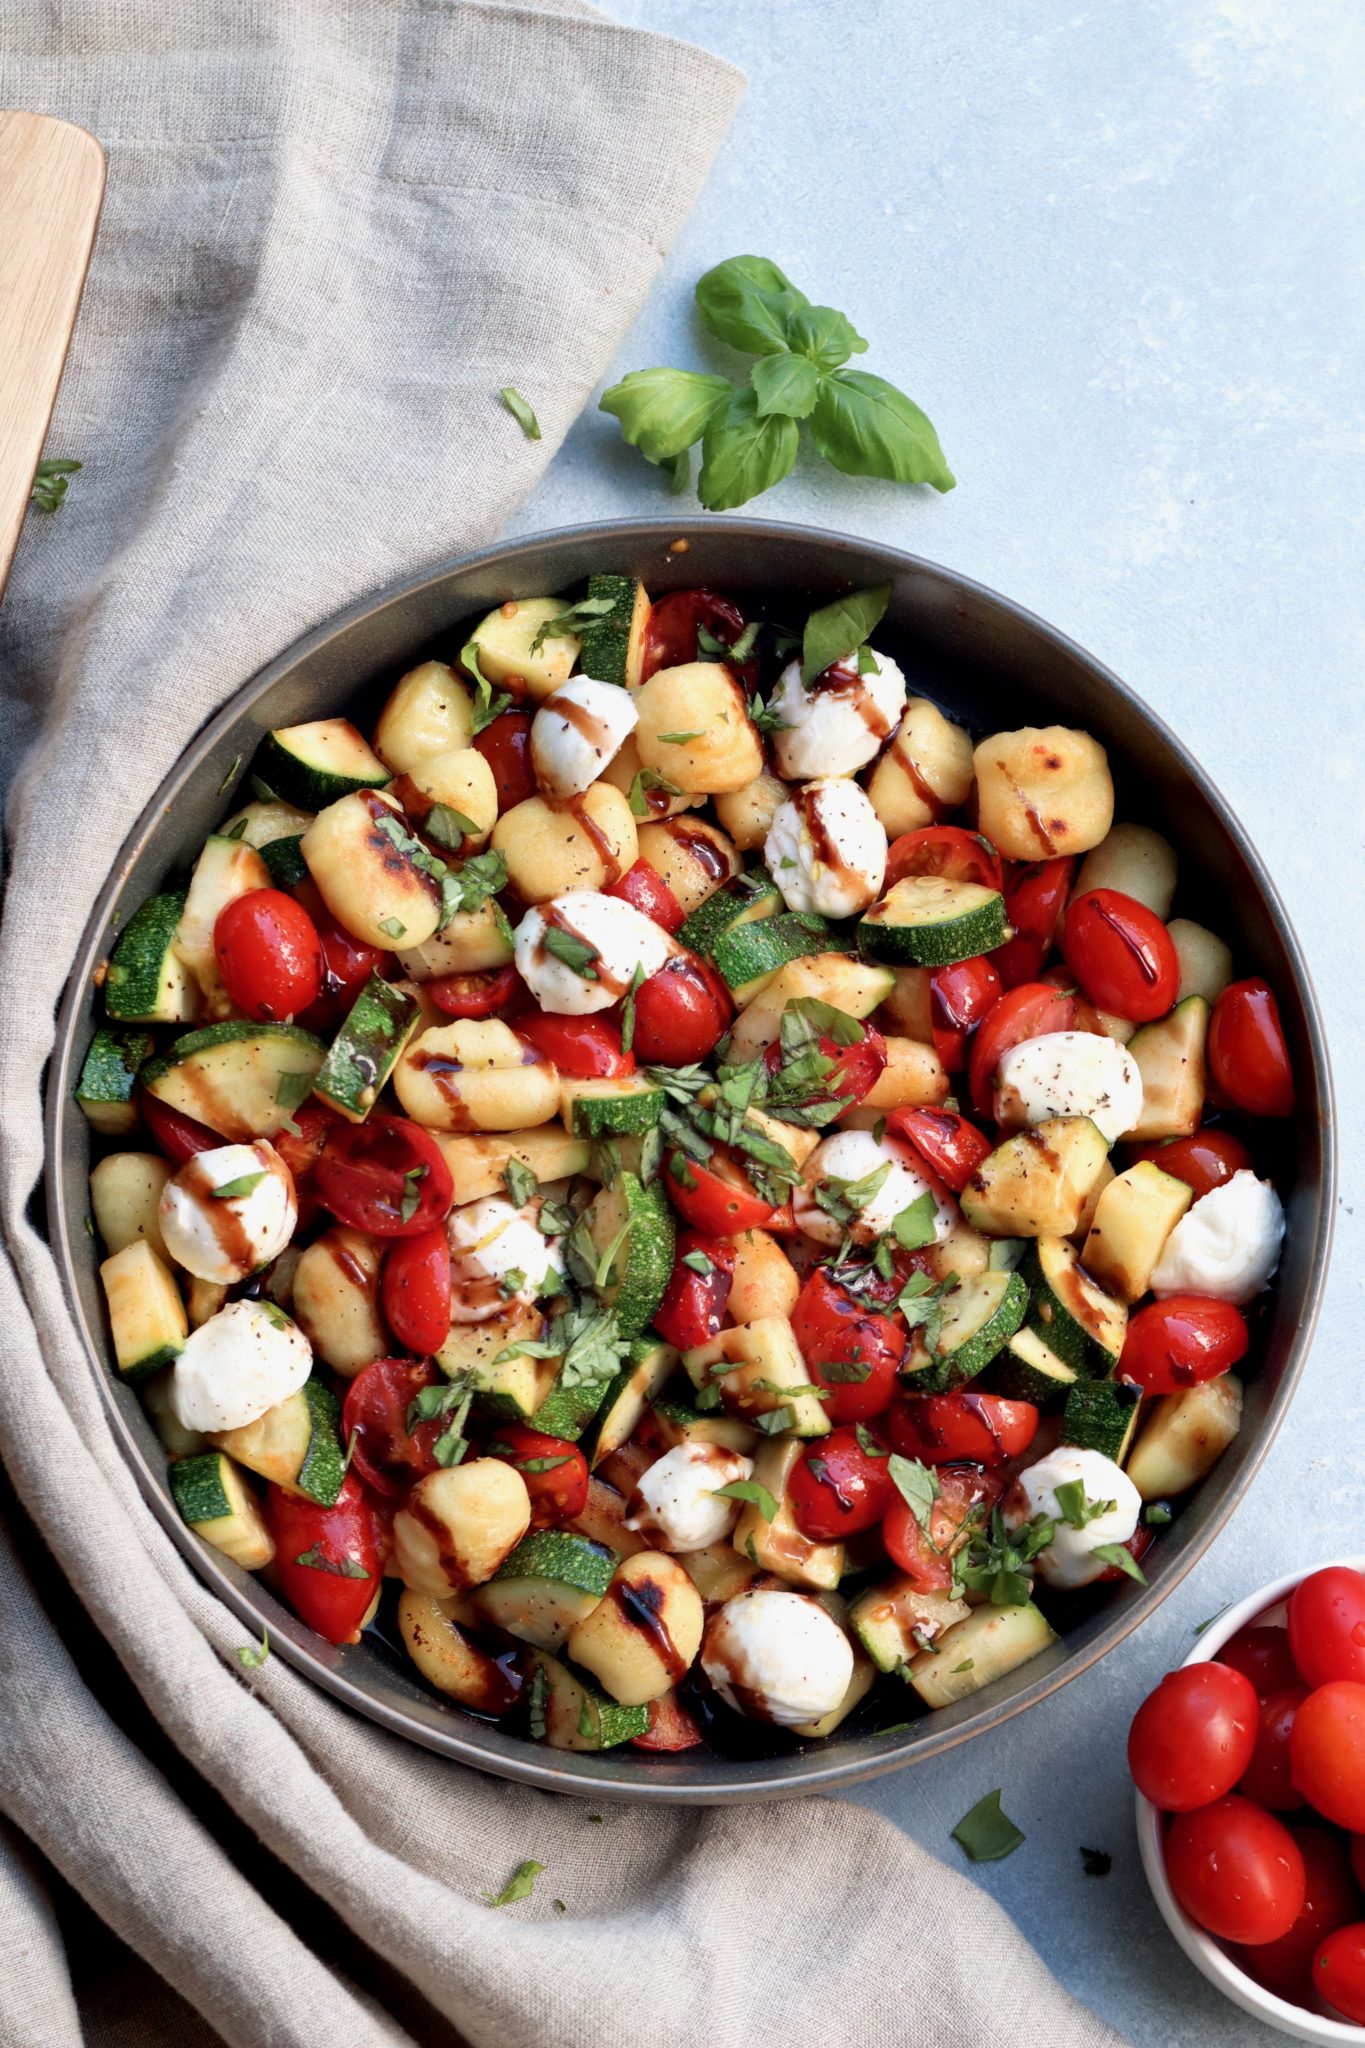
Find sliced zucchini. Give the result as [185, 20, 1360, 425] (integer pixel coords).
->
[1083, 1161, 1193, 1304]
[675, 1539, 761, 1606]
[566, 1475, 649, 1558]
[678, 868, 783, 957]
[1168, 919, 1234, 1006]
[209, 1378, 345, 1505]
[466, 597, 578, 699]
[219, 796, 315, 848]
[849, 1576, 971, 1673]
[432, 1127, 591, 1203]
[1022, 1237, 1127, 1373]
[103, 892, 196, 1024]
[576, 574, 650, 691]
[260, 836, 309, 888]
[168, 1451, 274, 1570]
[682, 1315, 830, 1438]
[908, 1601, 1059, 1708]
[727, 954, 895, 1062]
[140, 1021, 327, 1142]
[960, 1115, 1111, 1237]
[648, 1403, 758, 1455]
[989, 1325, 1079, 1408]
[173, 834, 271, 1017]
[312, 973, 420, 1122]
[89, 1151, 171, 1258]
[75, 1027, 154, 1137]
[439, 1308, 559, 1423]
[582, 1172, 675, 1339]
[472, 1531, 617, 1650]
[1126, 1374, 1242, 1500]
[731, 1437, 843, 1590]
[1060, 1376, 1142, 1462]
[1124, 996, 1209, 1140]
[913, 1269, 1029, 1393]
[255, 718, 390, 809]
[585, 1337, 678, 1469]
[858, 876, 1007, 968]
[100, 1240, 187, 1380]
[532, 1358, 617, 1444]
[712, 911, 832, 1003]
[560, 1074, 665, 1139]
[524, 1647, 650, 1750]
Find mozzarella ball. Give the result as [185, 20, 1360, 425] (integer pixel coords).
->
[158, 1141, 296, 1284]
[624, 1442, 754, 1552]
[701, 1588, 854, 1728]
[994, 1031, 1144, 1147]
[514, 892, 674, 1016]
[1003, 1446, 1141, 1590]
[633, 663, 764, 794]
[447, 1196, 560, 1322]
[1150, 1170, 1285, 1304]
[530, 675, 639, 799]
[168, 1299, 312, 1434]
[973, 726, 1115, 859]
[768, 650, 907, 783]
[765, 779, 888, 919]
[795, 1128, 956, 1248]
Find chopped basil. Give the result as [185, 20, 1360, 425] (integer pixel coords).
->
[1080, 1846, 1112, 1877]
[855, 644, 881, 676]
[217, 755, 243, 795]
[747, 690, 789, 735]
[212, 1171, 267, 1200]
[710, 1479, 778, 1522]
[499, 387, 541, 440]
[887, 1454, 939, 1533]
[658, 731, 704, 745]
[462, 639, 514, 734]
[528, 595, 616, 657]
[951, 1790, 1024, 1864]
[425, 805, 479, 852]
[728, 620, 762, 663]
[956, 1507, 1054, 1608]
[1053, 1479, 1115, 1532]
[628, 767, 682, 818]
[377, 916, 407, 940]
[481, 1857, 546, 1907]
[619, 963, 646, 1054]
[854, 1423, 887, 1459]
[890, 1190, 938, 1250]
[528, 1663, 548, 1740]
[29, 456, 81, 513]
[950, 1658, 975, 1674]
[753, 1405, 796, 1435]
[1194, 1605, 1230, 1636]
[681, 1249, 715, 1275]
[223, 815, 249, 840]
[235, 1629, 270, 1670]
[504, 1158, 538, 1208]
[543, 926, 600, 978]
[1092, 1542, 1147, 1585]
[1143, 1501, 1173, 1528]
[399, 1162, 428, 1224]
[294, 1547, 369, 1579]
[696, 623, 729, 659]
[276, 1068, 313, 1111]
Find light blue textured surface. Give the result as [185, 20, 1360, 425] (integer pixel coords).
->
[505, 4, 1365, 2040]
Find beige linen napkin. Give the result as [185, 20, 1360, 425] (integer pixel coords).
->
[0, 5, 1131, 2043]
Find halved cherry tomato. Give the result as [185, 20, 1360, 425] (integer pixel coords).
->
[885, 825, 1003, 894]
[1220, 1623, 1301, 1699]
[1289, 1568, 1365, 1690]
[213, 888, 323, 1023]
[967, 981, 1076, 1116]
[137, 1086, 221, 1165]
[316, 1116, 454, 1237]
[630, 952, 732, 1066]
[272, 1100, 344, 1187]
[518, 1012, 634, 1079]
[883, 1462, 1001, 1590]
[1063, 888, 1179, 1024]
[789, 1426, 895, 1541]
[1128, 1127, 1254, 1200]
[653, 1232, 735, 1350]
[666, 1151, 773, 1234]
[1315, 1923, 1365, 2022]
[606, 858, 686, 934]
[990, 857, 1076, 988]
[1292, 1683, 1365, 1829]
[885, 1106, 993, 1193]
[268, 1471, 382, 1644]
[640, 589, 753, 683]
[1129, 1661, 1260, 1809]
[341, 1356, 447, 1497]
[382, 1226, 452, 1354]
[886, 1390, 1038, 1467]
[1120, 1295, 1249, 1394]
[929, 955, 1002, 1070]
[428, 964, 521, 1019]
[473, 709, 536, 809]
[1209, 978, 1295, 1118]
[1240, 1687, 1309, 1810]
[631, 1688, 705, 1751]
[1165, 1796, 1306, 1944]
[790, 1269, 905, 1425]
[1235, 1827, 1361, 2002]
[764, 1022, 887, 1111]
[483, 1423, 589, 1528]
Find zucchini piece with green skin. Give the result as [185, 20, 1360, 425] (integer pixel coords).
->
[726, 955, 895, 1062]
[959, 1116, 1111, 1237]
[255, 718, 390, 810]
[678, 868, 783, 957]
[174, 835, 272, 1017]
[140, 1020, 327, 1142]
[682, 1317, 830, 1439]
[711, 911, 832, 1003]
[849, 1576, 972, 1673]
[1022, 1236, 1127, 1374]
[559, 1075, 665, 1139]
[75, 1027, 153, 1136]
[858, 876, 1008, 968]
[585, 1338, 679, 1469]
[432, 1127, 592, 1203]
[1126, 1374, 1242, 1500]
[647, 1402, 758, 1455]
[532, 1361, 618, 1443]
[576, 575, 651, 692]
[583, 1172, 675, 1339]
[1123, 995, 1209, 1140]
[472, 1532, 617, 1650]
[260, 835, 309, 888]
[909, 1269, 1028, 1395]
[988, 1326, 1079, 1408]
[524, 1647, 650, 1750]
[732, 1437, 843, 1590]
[104, 892, 196, 1024]
[908, 1601, 1059, 1709]
[1082, 1160, 1192, 1305]
[209, 1378, 345, 1505]
[169, 1452, 275, 1571]
[312, 973, 420, 1123]
[100, 1240, 187, 1380]
[1060, 1376, 1142, 1463]
[439, 1311, 559, 1424]
[219, 797, 315, 848]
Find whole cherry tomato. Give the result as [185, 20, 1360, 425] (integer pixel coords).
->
[1120, 1295, 1249, 1394]
[268, 1471, 383, 1644]
[630, 953, 732, 1065]
[653, 1232, 736, 1350]
[630, 1689, 705, 1752]
[789, 1427, 895, 1541]
[929, 955, 1002, 1071]
[790, 1269, 905, 1426]
[382, 1225, 453, 1354]
[640, 589, 753, 683]
[341, 1356, 447, 1498]
[886, 1390, 1039, 1467]
[885, 825, 1003, 894]
[316, 1116, 454, 1237]
[428, 964, 521, 1019]
[886, 1106, 993, 1193]
[1290, 1569, 1365, 1690]
[1315, 1923, 1365, 2022]
[883, 1463, 1001, 1591]
[606, 859, 686, 934]
[1165, 1796, 1306, 1944]
[214, 888, 323, 1022]
[1128, 1663, 1259, 1810]
[137, 1086, 221, 1165]
[483, 1423, 589, 1528]
[1220, 1623, 1301, 1699]
[1128, 1128, 1254, 1200]
[1292, 1683, 1365, 1829]
[764, 1022, 887, 1112]
[666, 1151, 773, 1234]
[518, 1012, 634, 1079]
[990, 857, 1077, 988]
[1235, 1828, 1362, 2003]
[1063, 888, 1180, 1023]
[1208, 978, 1295, 1117]
[473, 709, 536, 809]
[1240, 1687, 1309, 1810]
[967, 981, 1076, 1116]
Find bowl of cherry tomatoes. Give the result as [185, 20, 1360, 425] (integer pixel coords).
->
[1134, 1561, 1365, 2041]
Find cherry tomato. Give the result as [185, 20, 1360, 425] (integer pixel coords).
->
[1234, 1828, 1361, 2001]
[606, 858, 686, 934]
[483, 1423, 589, 1528]
[1063, 888, 1180, 1023]
[316, 1116, 454, 1237]
[473, 709, 536, 809]
[382, 1226, 452, 1354]
[268, 1472, 382, 1644]
[1220, 1623, 1301, 1699]
[630, 953, 732, 1066]
[990, 857, 1076, 988]
[1095, 1522, 1156, 1585]
[295, 897, 390, 1034]
[885, 1106, 993, 1193]
[213, 888, 323, 1022]
[883, 1463, 1001, 1590]
[271, 1100, 342, 1188]
[764, 1022, 887, 1112]
[929, 955, 1002, 1071]
[790, 1270, 905, 1425]
[1128, 1662, 1259, 1810]
[1289, 1568, 1365, 1691]
[885, 825, 1003, 894]
[887, 1390, 1038, 1467]
[967, 981, 1076, 1116]
[137, 1086, 221, 1165]
[1209, 978, 1295, 1118]
[428, 964, 521, 1019]
[518, 1012, 634, 1079]
[1315, 1923, 1365, 2021]
[1120, 1295, 1249, 1395]
[789, 1427, 895, 1541]
[1292, 1683, 1365, 1829]
[1128, 1128, 1254, 1200]
[630, 1688, 705, 1752]
[666, 1151, 773, 1234]
[341, 1356, 447, 1498]
[1238, 1687, 1309, 1810]
[1166, 1796, 1306, 1944]
[640, 588, 752, 682]
[653, 1232, 735, 1350]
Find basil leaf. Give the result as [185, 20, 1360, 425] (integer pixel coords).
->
[628, 768, 681, 818]
[543, 927, 599, 978]
[810, 368, 954, 492]
[697, 389, 800, 513]
[784, 303, 867, 371]
[528, 596, 617, 658]
[710, 1479, 778, 1522]
[890, 1190, 938, 1250]
[598, 367, 733, 463]
[527, 1664, 548, 1740]
[212, 1171, 267, 1200]
[619, 964, 645, 1054]
[425, 805, 478, 852]
[235, 1628, 270, 1670]
[694, 254, 809, 354]
[854, 1423, 887, 1459]
[30, 456, 81, 512]
[294, 1546, 369, 1580]
[377, 916, 407, 940]
[1092, 1542, 1148, 1585]
[802, 584, 891, 684]
[657, 731, 704, 745]
[664, 450, 691, 496]
[681, 1249, 714, 1275]
[952, 1790, 1024, 1864]
[750, 352, 819, 421]
[504, 1158, 538, 1208]
[481, 1858, 546, 1908]
[1054, 1479, 1115, 1531]
[499, 387, 541, 440]
[887, 1453, 939, 1533]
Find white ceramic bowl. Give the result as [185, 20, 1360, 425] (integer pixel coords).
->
[1136, 1557, 1365, 2044]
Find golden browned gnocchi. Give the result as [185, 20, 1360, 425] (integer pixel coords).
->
[633, 662, 764, 794]
[491, 784, 637, 900]
[972, 724, 1114, 858]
